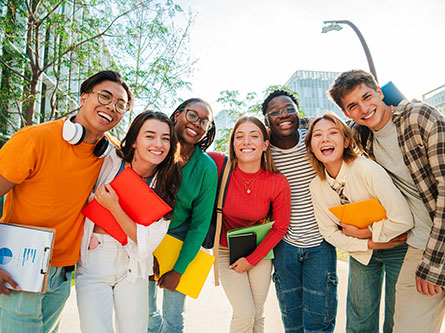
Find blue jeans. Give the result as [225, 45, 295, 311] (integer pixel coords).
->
[148, 225, 188, 333]
[148, 281, 186, 333]
[346, 243, 407, 333]
[0, 266, 72, 333]
[273, 240, 337, 333]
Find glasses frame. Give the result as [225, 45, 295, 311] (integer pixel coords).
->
[92, 90, 129, 114]
[266, 106, 298, 119]
[184, 109, 212, 132]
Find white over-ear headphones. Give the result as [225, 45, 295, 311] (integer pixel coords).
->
[62, 116, 85, 145]
[62, 116, 112, 158]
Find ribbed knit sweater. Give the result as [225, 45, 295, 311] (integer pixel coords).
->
[220, 165, 291, 265]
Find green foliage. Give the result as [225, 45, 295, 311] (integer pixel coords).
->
[214, 86, 302, 153]
[0, 0, 196, 142]
[108, 0, 196, 122]
[0, 0, 124, 130]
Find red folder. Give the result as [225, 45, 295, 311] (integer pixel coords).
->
[82, 167, 172, 245]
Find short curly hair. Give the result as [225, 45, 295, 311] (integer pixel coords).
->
[261, 90, 300, 115]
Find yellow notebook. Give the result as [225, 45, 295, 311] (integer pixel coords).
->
[328, 198, 387, 228]
[153, 234, 215, 299]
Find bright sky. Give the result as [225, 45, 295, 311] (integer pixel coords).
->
[175, 0, 445, 113]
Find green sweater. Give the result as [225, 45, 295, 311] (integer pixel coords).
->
[170, 147, 217, 274]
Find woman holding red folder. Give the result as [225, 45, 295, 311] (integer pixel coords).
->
[148, 98, 218, 333]
[75, 111, 181, 333]
[306, 112, 413, 333]
[211, 116, 291, 333]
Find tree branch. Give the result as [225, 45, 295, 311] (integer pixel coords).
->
[0, 104, 20, 132]
[0, 58, 29, 81]
[41, 2, 149, 74]
[37, 0, 65, 26]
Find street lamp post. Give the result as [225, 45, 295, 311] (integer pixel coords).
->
[322, 20, 378, 83]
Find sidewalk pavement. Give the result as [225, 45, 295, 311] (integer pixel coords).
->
[60, 260, 444, 332]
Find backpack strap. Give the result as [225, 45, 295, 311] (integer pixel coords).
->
[212, 156, 232, 286]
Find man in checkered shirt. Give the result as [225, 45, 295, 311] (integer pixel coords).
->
[329, 69, 445, 333]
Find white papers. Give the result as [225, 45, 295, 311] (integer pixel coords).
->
[0, 224, 54, 293]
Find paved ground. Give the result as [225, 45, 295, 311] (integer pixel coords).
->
[60, 260, 444, 332]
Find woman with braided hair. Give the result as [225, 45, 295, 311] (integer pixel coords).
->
[148, 98, 218, 333]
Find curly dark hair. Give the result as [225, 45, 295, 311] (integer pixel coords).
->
[169, 98, 216, 152]
[261, 90, 300, 115]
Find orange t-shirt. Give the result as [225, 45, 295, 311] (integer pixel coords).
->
[0, 119, 104, 266]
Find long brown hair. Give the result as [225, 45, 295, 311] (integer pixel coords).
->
[229, 116, 279, 173]
[117, 111, 182, 218]
[305, 112, 360, 180]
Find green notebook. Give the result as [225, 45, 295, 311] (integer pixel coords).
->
[226, 221, 275, 260]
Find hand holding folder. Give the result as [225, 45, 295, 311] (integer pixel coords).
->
[153, 234, 215, 299]
[228, 232, 257, 265]
[0, 223, 55, 293]
[328, 198, 387, 229]
[226, 221, 275, 261]
[82, 167, 172, 245]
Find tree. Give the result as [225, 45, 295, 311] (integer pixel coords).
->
[214, 86, 302, 153]
[109, 0, 196, 122]
[0, 0, 150, 134]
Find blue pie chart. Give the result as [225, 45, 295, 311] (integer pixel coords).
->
[0, 247, 13, 265]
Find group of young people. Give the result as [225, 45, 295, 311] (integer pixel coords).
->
[0, 68, 443, 333]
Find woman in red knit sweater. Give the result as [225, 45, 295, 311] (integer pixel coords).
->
[216, 116, 291, 332]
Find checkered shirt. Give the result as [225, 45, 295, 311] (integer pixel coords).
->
[351, 100, 445, 287]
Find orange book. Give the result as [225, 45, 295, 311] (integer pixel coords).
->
[82, 167, 172, 245]
[328, 198, 386, 229]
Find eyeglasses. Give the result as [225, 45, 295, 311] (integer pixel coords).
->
[267, 107, 298, 118]
[184, 109, 212, 131]
[91, 90, 129, 114]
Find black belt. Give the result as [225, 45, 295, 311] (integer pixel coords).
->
[64, 265, 75, 272]
[62, 265, 75, 281]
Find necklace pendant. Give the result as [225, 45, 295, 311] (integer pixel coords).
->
[246, 189, 251, 194]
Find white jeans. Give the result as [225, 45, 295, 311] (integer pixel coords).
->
[75, 233, 149, 333]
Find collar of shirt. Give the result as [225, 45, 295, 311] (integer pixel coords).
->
[325, 160, 348, 189]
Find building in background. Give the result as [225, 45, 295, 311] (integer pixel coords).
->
[285, 70, 343, 118]
[423, 84, 445, 114]
[211, 109, 234, 152]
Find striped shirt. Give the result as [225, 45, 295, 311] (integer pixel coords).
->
[270, 128, 323, 248]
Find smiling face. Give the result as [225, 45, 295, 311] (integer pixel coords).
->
[77, 80, 128, 143]
[232, 121, 269, 169]
[341, 83, 392, 131]
[265, 95, 299, 139]
[310, 118, 349, 178]
[132, 119, 171, 168]
[174, 101, 211, 145]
